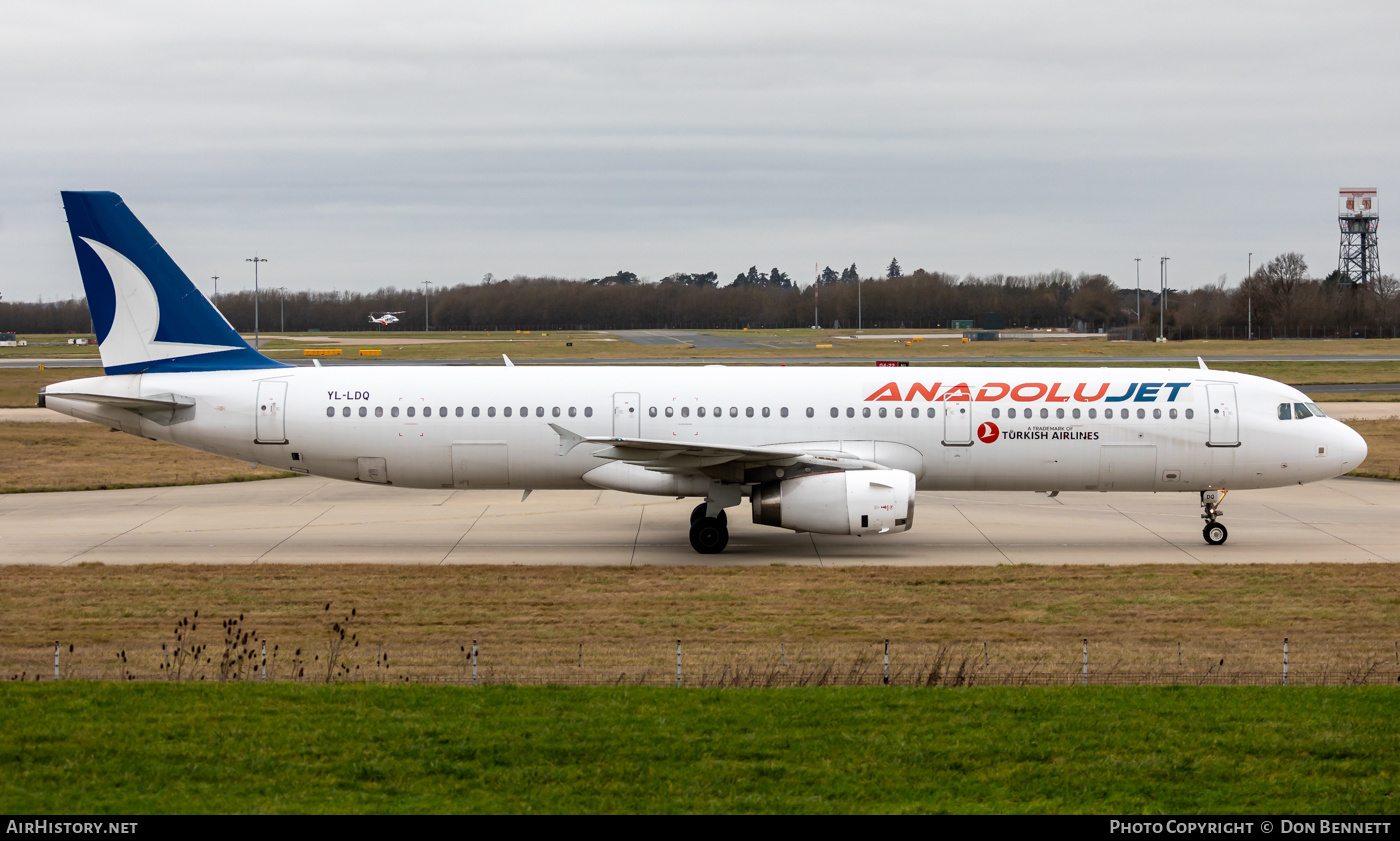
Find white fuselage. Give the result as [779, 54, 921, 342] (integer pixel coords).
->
[43, 364, 1366, 496]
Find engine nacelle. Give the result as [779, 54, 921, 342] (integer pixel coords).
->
[751, 469, 916, 536]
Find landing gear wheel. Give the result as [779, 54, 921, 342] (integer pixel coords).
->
[690, 503, 727, 526]
[689, 517, 729, 554]
[1203, 522, 1228, 546]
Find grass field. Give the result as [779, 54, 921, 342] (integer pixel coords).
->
[0, 422, 293, 493]
[0, 683, 1395, 813]
[4, 564, 1398, 685]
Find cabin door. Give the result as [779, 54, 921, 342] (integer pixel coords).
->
[255, 380, 288, 444]
[1205, 384, 1240, 447]
[941, 399, 972, 446]
[613, 392, 641, 438]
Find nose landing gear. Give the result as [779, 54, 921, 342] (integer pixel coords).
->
[1201, 489, 1229, 545]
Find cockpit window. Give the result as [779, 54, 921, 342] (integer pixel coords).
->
[1306, 402, 1326, 418]
[1278, 403, 1292, 420]
[1293, 403, 1312, 419]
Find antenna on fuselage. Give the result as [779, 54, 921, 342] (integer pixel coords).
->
[1198, 357, 1208, 370]
[503, 354, 515, 368]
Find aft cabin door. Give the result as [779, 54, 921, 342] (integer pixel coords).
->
[613, 392, 641, 438]
[942, 399, 972, 446]
[255, 381, 288, 444]
[1205, 384, 1240, 447]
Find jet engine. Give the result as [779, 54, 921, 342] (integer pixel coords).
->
[751, 469, 916, 535]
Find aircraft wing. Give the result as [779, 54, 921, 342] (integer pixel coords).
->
[548, 423, 880, 473]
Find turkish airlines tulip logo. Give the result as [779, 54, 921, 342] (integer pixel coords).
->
[977, 421, 1000, 444]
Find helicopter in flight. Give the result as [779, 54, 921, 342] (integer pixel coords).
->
[368, 311, 406, 326]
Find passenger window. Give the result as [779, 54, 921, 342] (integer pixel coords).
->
[455, 407, 463, 417]
[552, 407, 561, 417]
[664, 407, 673, 417]
[1153, 408, 1161, 419]
[729, 407, 738, 417]
[877, 407, 886, 419]
[863, 407, 872, 418]
[1007, 408, 1016, 419]
[520, 407, 528, 417]
[681, 407, 689, 418]
[1169, 408, 1177, 419]
[533, 407, 541, 417]
[1088, 408, 1097, 419]
[502, 407, 511, 417]
[649, 407, 657, 417]
[911, 408, 920, 418]
[714, 407, 721, 417]
[1056, 408, 1064, 419]
[343, 406, 352, 417]
[830, 408, 838, 418]
[1136, 408, 1145, 419]
[359, 406, 367, 418]
[779, 407, 788, 418]
[894, 407, 902, 418]
[1072, 408, 1080, 419]
[1294, 403, 1312, 419]
[392, 406, 400, 418]
[762, 407, 771, 418]
[928, 408, 936, 418]
[698, 407, 707, 418]
[472, 407, 480, 417]
[442, 407, 449, 418]
[487, 407, 495, 417]
[746, 407, 754, 418]
[568, 407, 576, 417]
[1185, 408, 1194, 419]
[409, 406, 418, 417]
[584, 407, 593, 417]
[326, 407, 334, 417]
[1040, 408, 1049, 419]
[376, 406, 384, 418]
[805, 407, 813, 418]
[1278, 403, 1292, 420]
[846, 407, 854, 418]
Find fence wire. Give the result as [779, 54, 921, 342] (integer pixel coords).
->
[8, 639, 1400, 687]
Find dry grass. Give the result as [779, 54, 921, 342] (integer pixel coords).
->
[0, 368, 83, 408]
[4, 564, 1399, 684]
[1, 422, 293, 493]
[1345, 419, 1400, 481]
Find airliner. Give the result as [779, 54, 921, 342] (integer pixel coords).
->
[41, 191, 1368, 554]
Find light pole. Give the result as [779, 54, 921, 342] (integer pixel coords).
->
[1247, 253, 1252, 342]
[246, 256, 267, 348]
[211, 276, 219, 305]
[278, 287, 287, 334]
[1159, 256, 1170, 341]
[1134, 257, 1141, 324]
[421, 281, 433, 332]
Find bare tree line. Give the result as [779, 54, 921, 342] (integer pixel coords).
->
[4, 254, 1397, 337]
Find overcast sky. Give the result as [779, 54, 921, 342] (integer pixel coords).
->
[3, 1, 1396, 301]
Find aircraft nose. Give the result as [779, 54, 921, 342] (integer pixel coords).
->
[1334, 421, 1368, 471]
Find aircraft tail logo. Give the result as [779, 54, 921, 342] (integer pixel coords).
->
[60, 191, 288, 375]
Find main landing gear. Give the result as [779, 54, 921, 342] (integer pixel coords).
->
[689, 502, 729, 554]
[1201, 489, 1229, 546]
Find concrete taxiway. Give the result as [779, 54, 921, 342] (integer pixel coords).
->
[4, 474, 1397, 566]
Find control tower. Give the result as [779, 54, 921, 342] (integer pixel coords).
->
[1338, 188, 1379, 287]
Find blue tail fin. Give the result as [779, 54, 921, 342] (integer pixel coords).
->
[61, 191, 289, 375]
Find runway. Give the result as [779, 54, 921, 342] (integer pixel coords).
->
[4, 475, 1397, 566]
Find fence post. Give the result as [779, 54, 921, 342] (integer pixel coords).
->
[1082, 639, 1088, 686]
[676, 640, 682, 688]
[261, 640, 267, 682]
[1178, 641, 1182, 667]
[983, 642, 989, 667]
[578, 643, 582, 669]
[883, 639, 890, 685]
[781, 642, 786, 668]
[1283, 638, 1289, 687]
[472, 639, 478, 687]
[54, 640, 59, 681]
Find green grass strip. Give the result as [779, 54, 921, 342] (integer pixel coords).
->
[1, 684, 1396, 814]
